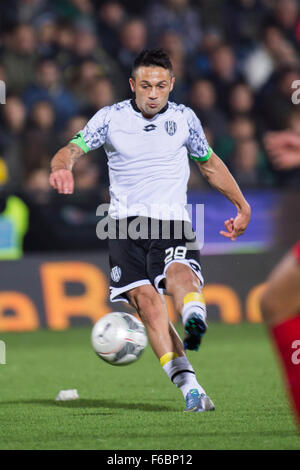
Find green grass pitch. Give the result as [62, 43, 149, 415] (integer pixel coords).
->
[0, 323, 299, 450]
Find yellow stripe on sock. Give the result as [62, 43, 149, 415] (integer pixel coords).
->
[160, 352, 179, 367]
[184, 292, 205, 304]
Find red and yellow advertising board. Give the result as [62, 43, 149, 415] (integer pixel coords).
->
[0, 251, 283, 331]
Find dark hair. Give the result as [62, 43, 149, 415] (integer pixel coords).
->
[132, 49, 173, 78]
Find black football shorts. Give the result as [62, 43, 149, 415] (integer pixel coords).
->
[108, 217, 204, 303]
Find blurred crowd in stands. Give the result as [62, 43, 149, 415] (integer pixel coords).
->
[0, 0, 300, 253]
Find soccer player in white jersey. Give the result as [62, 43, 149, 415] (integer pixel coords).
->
[50, 49, 251, 412]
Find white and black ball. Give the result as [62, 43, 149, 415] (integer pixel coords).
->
[91, 312, 147, 365]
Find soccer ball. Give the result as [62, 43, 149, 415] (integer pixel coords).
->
[91, 312, 147, 365]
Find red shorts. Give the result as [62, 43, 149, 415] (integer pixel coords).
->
[292, 241, 300, 263]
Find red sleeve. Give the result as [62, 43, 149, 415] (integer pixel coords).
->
[292, 242, 300, 263]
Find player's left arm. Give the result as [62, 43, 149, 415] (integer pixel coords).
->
[197, 152, 251, 241]
[186, 107, 250, 241]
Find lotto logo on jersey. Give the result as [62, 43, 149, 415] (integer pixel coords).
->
[165, 121, 177, 136]
[143, 124, 157, 132]
[111, 266, 122, 282]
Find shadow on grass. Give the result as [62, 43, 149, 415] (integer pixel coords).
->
[0, 399, 178, 413]
[105, 430, 298, 441]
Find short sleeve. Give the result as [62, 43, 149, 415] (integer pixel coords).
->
[69, 106, 111, 153]
[185, 108, 213, 162]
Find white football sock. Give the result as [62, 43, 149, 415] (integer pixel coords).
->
[173, 372, 205, 398]
[162, 356, 206, 398]
[182, 301, 207, 326]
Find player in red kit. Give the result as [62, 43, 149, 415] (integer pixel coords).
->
[262, 130, 300, 431]
[261, 242, 300, 430]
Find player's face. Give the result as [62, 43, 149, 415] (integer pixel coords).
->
[129, 66, 175, 118]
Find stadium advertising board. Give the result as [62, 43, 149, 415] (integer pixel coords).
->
[0, 251, 284, 332]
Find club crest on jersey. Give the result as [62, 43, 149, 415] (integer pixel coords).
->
[111, 266, 122, 282]
[165, 121, 177, 136]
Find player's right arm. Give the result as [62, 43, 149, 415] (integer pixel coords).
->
[49, 105, 111, 194]
[49, 143, 84, 194]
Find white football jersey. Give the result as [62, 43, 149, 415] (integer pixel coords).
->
[70, 99, 212, 221]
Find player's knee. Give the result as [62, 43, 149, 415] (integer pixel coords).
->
[166, 263, 197, 293]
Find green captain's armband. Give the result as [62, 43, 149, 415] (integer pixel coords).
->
[189, 147, 213, 163]
[69, 131, 90, 154]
